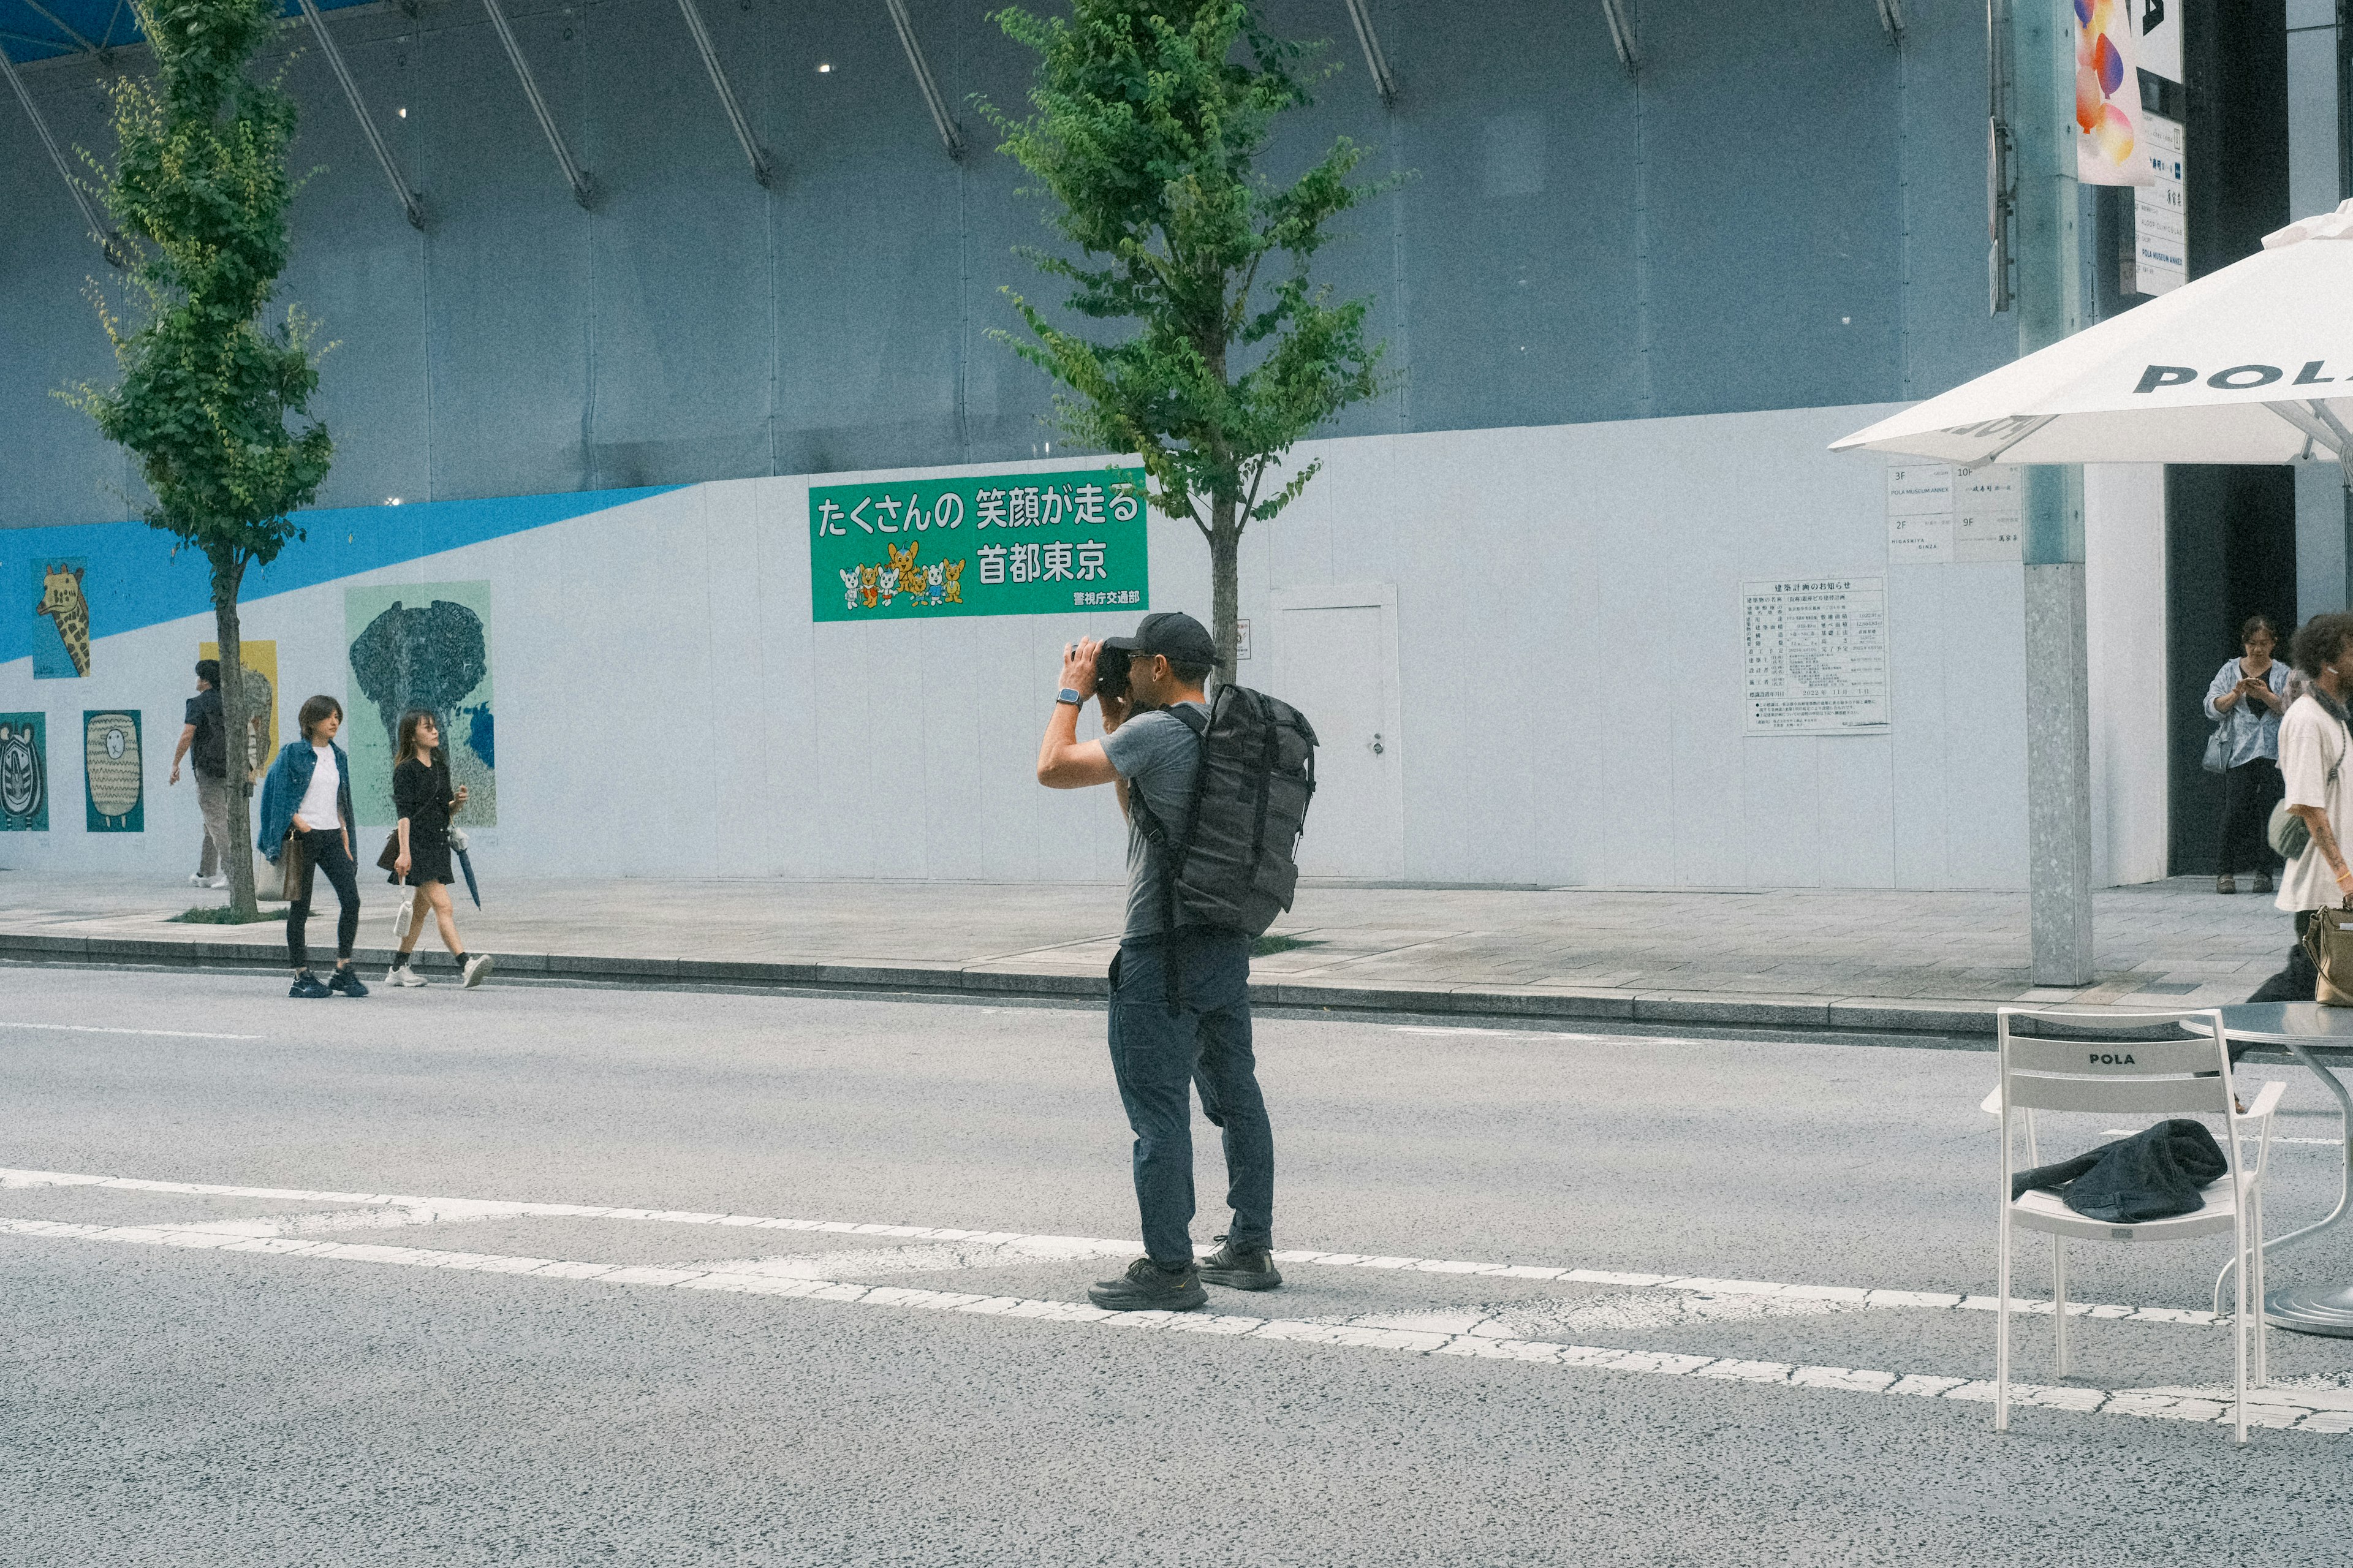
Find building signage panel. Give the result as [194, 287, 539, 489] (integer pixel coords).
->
[2133, 113, 2186, 296]
[1887, 463, 1956, 563]
[1742, 577, 1891, 736]
[810, 468, 1150, 623]
[1888, 464, 2023, 564]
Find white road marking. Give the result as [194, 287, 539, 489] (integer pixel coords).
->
[0, 1021, 263, 1041]
[0, 1166, 2249, 1329]
[3, 1212, 2343, 1436]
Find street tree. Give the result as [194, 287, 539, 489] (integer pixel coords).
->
[66, 0, 334, 917]
[983, 0, 1388, 677]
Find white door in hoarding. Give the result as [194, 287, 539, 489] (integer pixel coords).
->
[1270, 584, 1403, 881]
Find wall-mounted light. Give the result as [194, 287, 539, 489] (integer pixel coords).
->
[396, 106, 407, 118]
[386, 496, 403, 506]
[816, 61, 833, 73]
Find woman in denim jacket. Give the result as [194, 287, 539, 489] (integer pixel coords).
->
[257, 695, 367, 998]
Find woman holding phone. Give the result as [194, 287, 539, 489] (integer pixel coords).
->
[385, 709, 493, 989]
[2205, 615, 2291, 894]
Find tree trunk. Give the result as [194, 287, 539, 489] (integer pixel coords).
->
[1209, 495, 1241, 691]
[208, 551, 260, 919]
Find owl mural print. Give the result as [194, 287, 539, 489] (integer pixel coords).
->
[343, 581, 497, 826]
[0, 713, 48, 831]
[83, 711, 144, 831]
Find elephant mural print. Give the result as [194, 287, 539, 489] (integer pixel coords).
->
[343, 582, 497, 826]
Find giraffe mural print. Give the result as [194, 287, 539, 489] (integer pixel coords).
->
[31, 558, 91, 678]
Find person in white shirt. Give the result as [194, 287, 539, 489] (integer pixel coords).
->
[260, 694, 368, 999]
[2248, 614, 2353, 1002]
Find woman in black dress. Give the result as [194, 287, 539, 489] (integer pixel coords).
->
[385, 710, 493, 989]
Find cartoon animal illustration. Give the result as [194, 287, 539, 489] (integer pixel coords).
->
[34, 561, 90, 676]
[923, 562, 945, 604]
[887, 541, 924, 601]
[839, 567, 862, 610]
[875, 562, 900, 607]
[942, 559, 964, 604]
[858, 564, 880, 608]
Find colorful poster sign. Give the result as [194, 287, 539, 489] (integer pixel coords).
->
[810, 467, 1150, 623]
[200, 639, 279, 779]
[29, 557, 91, 678]
[0, 713, 48, 830]
[2074, 0, 2151, 187]
[83, 710, 143, 831]
[344, 581, 497, 827]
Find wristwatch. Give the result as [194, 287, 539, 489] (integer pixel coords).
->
[1056, 687, 1085, 706]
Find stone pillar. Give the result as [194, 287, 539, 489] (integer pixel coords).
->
[2012, 0, 2094, 985]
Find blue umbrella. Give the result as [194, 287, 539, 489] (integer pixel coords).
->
[450, 826, 481, 909]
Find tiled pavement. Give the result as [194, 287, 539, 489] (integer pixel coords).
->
[0, 871, 2298, 1034]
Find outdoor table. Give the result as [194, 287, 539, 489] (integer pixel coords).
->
[2216, 1002, 2353, 1336]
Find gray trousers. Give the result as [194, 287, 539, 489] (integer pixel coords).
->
[195, 772, 231, 877]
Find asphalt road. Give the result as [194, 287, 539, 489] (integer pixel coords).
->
[5, 964, 2352, 1566]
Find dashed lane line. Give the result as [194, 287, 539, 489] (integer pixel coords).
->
[0, 1166, 2248, 1328]
[0, 1021, 263, 1041]
[1, 1213, 2343, 1436]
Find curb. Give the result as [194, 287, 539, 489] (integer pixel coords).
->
[0, 929, 2009, 1038]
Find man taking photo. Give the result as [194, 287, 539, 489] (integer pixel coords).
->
[1037, 611, 1281, 1312]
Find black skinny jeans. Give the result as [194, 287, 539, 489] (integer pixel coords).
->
[287, 827, 361, 970]
[2218, 757, 2284, 877]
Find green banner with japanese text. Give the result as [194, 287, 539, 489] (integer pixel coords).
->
[810, 466, 1150, 623]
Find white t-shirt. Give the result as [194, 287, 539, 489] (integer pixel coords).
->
[2276, 694, 2353, 911]
[295, 744, 341, 830]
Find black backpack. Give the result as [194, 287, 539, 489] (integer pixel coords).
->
[1131, 685, 1318, 945]
[190, 692, 228, 777]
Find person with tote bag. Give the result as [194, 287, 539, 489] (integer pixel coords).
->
[2203, 615, 2290, 893]
[2248, 614, 2353, 1004]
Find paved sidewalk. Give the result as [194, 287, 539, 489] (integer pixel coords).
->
[0, 871, 2298, 1036]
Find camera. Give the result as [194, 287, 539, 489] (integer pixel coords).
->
[1094, 640, 1132, 704]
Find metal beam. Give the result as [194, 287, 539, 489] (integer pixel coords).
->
[1339, 0, 1396, 106]
[1, 42, 126, 265]
[480, 0, 596, 208]
[1875, 0, 1906, 40]
[295, 0, 425, 229]
[1600, 0, 1642, 74]
[676, 0, 772, 186]
[17, 0, 97, 55]
[881, 0, 963, 157]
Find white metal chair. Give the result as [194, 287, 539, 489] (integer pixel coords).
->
[1993, 1007, 2284, 1444]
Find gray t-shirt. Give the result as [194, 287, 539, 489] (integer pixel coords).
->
[1100, 703, 1206, 939]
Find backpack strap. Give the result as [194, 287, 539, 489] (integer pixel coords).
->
[1128, 703, 1210, 1015]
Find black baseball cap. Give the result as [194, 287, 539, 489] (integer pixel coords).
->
[1104, 610, 1218, 668]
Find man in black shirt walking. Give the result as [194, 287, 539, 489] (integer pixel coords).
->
[169, 659, 231, 888]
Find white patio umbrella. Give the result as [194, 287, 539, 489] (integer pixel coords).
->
[1833, 200, 2353, 476]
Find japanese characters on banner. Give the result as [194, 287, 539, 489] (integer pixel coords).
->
[1742, 578, 1892, 737]
[2132, 113, 2186, 295]
[2074, 0, 2151, 187]
[810, 468, 1151, 623]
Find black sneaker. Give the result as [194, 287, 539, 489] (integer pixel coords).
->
[327, 966, 369, 998]
[289, 972, 332, 999]
[1198, 1234, 1283, 1290]
[1087, 1257, 1208, 1312]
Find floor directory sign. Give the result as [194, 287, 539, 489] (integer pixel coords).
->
[810, 467, 1150, 622]
[1741, 577, 1892, 736]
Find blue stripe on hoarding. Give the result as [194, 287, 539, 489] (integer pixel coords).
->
[1, 486, 680, 665]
